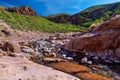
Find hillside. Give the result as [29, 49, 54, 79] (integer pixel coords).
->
[0, 8, 85, 33]
[46, 2, 120, 27]
[46, 13, 71, 23]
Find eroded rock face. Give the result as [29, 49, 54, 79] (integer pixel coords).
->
[63, 15, 120, 59]
[5, 6, 37, 16]
[64, 32, 120, 52]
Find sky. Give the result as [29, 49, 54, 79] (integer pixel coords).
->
[0, 0, 120, 16]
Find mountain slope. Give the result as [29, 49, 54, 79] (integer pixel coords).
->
[46, 13, 71, 23]
[46, 2, 120, 27]
[0, 9, 85, 33]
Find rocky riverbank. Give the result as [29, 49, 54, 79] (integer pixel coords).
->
[0, 15, 120, 80]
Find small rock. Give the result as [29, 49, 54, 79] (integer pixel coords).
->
[23, 66, 27, 71]
[43, 58, 65, 62]
[35, 51, 40, 55]
[9, 53, 25, 58]
[44, 48, 51, 53]
[87, 61, 92, 65]
[62, 54, 67, 59]
[21, 46, 34, 54]
[81, 57, 88, 64]
[66, 57, 73, 61]
[93, 56, 99, 60]
[114, 59, 120, 63]
[92, 67, 99, 71]
[104, 60, 113, 63]
[51, 52, 57, 57]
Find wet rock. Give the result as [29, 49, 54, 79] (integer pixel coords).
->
[81, 57, 88, 64]
[93, 56, 99, 60]
[115, 47, 120, 59]
[114, 59, 120, 63]
[30, 39, 59, 57]
[21, 46, 34, 54]
[76, 73, 112, 80]
[43, 48, 52, 53]
[92, 64, 109, 70]
[49, 62, 91, 74]
[9, 53, 25, 58]
[34, 51, 41, 56]
[66, 57, 73, 61]
[51, 52, 57, 57]
[62, 54, 67, 59]
[85, 50, 120, 63]
[87, 61, 92, 65]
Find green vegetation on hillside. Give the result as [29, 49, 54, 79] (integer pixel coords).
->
[81, 2, 120, 13]
[46, 2, 120, 28]
[0, 10, 86, 33]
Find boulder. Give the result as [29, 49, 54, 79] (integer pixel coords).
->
[64, 32, 120, 52]
[63, 15, 120, 59]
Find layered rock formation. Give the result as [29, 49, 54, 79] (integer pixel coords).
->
[63, 15, 120, 60]
[5, 6, 37, 16]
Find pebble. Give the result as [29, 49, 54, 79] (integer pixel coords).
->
[62, 54, 67, 59]
[87, 61, 92, 65]
[44, 48, 51, 53]
[66, 57, 73, 61]
[114, 59, 120, 63]
[51, 52, 57, 57]
[81, 57, 88, 64]
[93, 56, 99, 60]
